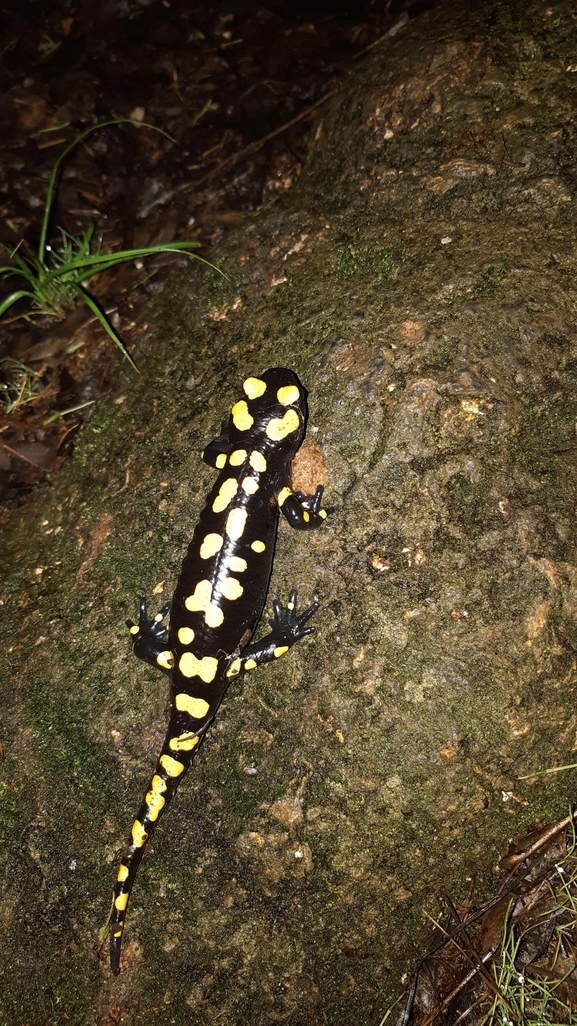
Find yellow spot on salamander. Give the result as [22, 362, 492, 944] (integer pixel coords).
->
[160, 754, 185, 777]
[150, 774, 167, 795]
[244, 658, 257, 671]
[222, 577, 243, 601]
[231, 400, 254, 431]
[229, 555, 247, 572]
[177, 626, 195, 645]
[241, 476, 259, 495]
[229, 449, 247, 466]
[206, 604, 224, 628]
[303, 510, 310, 523]
[117, 864, 129, 883]
[131, 820, 148, 848]
[278, 487, 292, 506]
[319, 509, 327, 519]
[156, 650, 174, 670]
[145, 789, 166, 821]
[169, 733, 199, 752]
[175, 693, 210, 719]
[226, 658, 242, 677]
[179, 652, 219, 682]
[249, 450, 267, 473]
[129, 625, 139, 635]
[274, 645, 289, 658]
[212, 478, 238, 513]
[115, 893, 129, 911]
[226, 507, 247, 540]
[184, 580, 224, 629]
[243, 376, 267, 399]
[215, 453, 227, 469]
[200, 532, 223, 559]
[251, 540, 266, 553]
[277, 384, 300, 406]
[185, 578, 211, 609]
[266, 408, 300, 441]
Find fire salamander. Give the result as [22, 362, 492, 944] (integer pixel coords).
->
[104, 368, 327, 975]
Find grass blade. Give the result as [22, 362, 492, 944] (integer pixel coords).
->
[0, 290, 38, 316]
[68, 282, 139, 372]
[38, 119, 179, 264]
[41, 242, 204, 282]
[43, 400, 95, 425]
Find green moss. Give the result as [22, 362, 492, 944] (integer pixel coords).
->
[0, 777, 19, 828]
[337, 243, 401, 282]
[474, 260, 509, 296]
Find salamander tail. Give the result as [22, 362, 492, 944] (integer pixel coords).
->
[106, 729, 200, 974]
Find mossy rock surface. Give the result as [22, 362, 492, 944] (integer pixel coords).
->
[3, 1, 577, 1023]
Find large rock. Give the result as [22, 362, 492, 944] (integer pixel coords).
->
[2, 1, 577, 1022]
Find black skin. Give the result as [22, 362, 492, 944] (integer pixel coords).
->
[104, 368, 328, 975]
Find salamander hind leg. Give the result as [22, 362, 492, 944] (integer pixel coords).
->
[126, 596, 174, 673]
[268, 588, 319, 647]
[227, 589, 319, 678]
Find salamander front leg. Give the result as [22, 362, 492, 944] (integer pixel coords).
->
[278, 484, 328, 530]
[126, 597, 174, 673]
[201, 418, 232, 469]
[226, 588, 318, 678]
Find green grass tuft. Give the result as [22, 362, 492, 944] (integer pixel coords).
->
[0, 119, 222, 379]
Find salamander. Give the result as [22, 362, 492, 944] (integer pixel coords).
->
[104, 367, 327, 975]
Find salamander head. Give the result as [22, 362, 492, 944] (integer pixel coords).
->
[228, 368, 307, 454]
